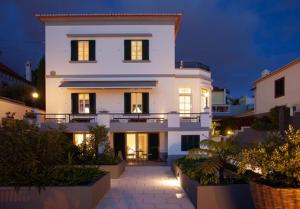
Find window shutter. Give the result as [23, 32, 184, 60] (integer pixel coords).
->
[89, 93, 96, 114]
[142, 93, 149, 114]
[89, 40, 96, 61]
[71, 93, 78, 114]
[124, 40, 131, 61]
[142, 40, 149, 60]
[71, 40, 78, 61]
[124, 93, 131, 114]
[181, 136, 188, 151]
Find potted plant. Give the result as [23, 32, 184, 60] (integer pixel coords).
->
[237, 125, 300, 209]
[173, 139, 254, 209]
[23, 110, 37, 124]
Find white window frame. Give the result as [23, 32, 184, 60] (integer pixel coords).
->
[131, 40, 143, 61]
[179, 88, 192, 116]
[78, 41, 89, 61]
[78, 93, 90, 114]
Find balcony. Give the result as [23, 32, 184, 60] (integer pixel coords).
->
[36, 111, 211, 132]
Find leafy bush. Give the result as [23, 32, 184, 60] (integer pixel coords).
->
[237, 125, 300, 188]
[0, 118, 105, 189]
[24, 110, 36, 119]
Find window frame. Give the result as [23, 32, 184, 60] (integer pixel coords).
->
[78, 93, 90, 114]
[131, 92, 143, 113]
[77, 40, 89, 61]
[274, 77, 285, 98]
[178, 87, 192, 116]
[131, 40, 143, 61]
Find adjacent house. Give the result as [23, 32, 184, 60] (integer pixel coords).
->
[36, 13, 212, 164]
[0, 62, 32, 87]
[253, 58, 300, 115]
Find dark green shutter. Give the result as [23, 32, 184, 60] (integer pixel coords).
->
[71, 93, 78, 114]
[89, 40, 95, 61]
[124, 40, 131, 61]
[181, 136, 188, 151]
[71, 40, 78, 61]
[142, 40, 149, 60]
[142, 93, 149, 114]
[124, 93, 131, 114]
[89, 93, 96, 114]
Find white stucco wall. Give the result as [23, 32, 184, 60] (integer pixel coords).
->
[0, 97, 44, 122]
[255, 62, 300, 114]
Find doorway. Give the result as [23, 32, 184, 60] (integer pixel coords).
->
[126, 133, 148, 159]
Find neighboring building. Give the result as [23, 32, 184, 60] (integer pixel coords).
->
[253, 58, 300, 115]
[37, 13, 212, 163]
[212, 87, 253, 118]
[0, 62, 31, 87]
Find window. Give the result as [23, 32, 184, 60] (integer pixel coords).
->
[201, 88, 209, 111]
[124, 40, 149, 61]
[71, 40, 95, 62]
[124, 92, 149, 114]
[78, 94, 90, 113]
[275, 77, 285, 98]
[179, 88, 192, 116]
[78, 41, 89, 61]
[73, 133, 92, 146]
[131, 41, 143, 61]
[181, 135, 200, 151]
[131, 93, 143, 113]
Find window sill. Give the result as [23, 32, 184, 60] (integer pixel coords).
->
[69, 61, 97, 63]
[122, 60, 151, 63]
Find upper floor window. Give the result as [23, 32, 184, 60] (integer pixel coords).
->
[179, 88, 192, 116]
[71, 93, 96, 114]
[275, 77, 285, 98]
[124, 92, 149, 114]
[71, 40, 95, 62]
[124, 40, 149, 61]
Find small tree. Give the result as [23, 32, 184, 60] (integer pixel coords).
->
[187, 138, 241, 184]
[237, 125, 300, 187]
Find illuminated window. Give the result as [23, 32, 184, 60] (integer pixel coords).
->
[201, 88, 209, 111]
[78, 94, 90, 113]
[78, 41, 89, 61]
[73, 133, 92, 146]
[131, 41, 143, 61]
[131, 93, 143, 113]
[179, 88, 192, 116]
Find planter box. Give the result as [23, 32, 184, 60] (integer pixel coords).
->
[250, 181, 300, 209]
[172, 163, 254, 209]
[0, 173, 110, 209]
[99, 160, 126, 179]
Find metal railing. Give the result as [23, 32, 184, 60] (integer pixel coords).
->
[110, 113, 167, 123]
[175, 61, 210, 71]
[36, 113, 97, 123]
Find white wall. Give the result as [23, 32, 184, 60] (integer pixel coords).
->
[46, 24, 175, 75]
[255, 62, 300, 114]
[0, 97, 44, 122]
[167, 131, 208, 155]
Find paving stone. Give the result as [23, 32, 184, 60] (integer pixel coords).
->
[96, 166, 195, 209]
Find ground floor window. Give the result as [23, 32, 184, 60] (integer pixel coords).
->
[181, 135, 200, 151]
[73, 133, 92, 146]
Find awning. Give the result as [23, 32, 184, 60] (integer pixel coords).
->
[59, 81, 158, 89]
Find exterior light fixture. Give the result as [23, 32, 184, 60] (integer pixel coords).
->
[227, 130, 234, 135]
[32, 92, 39, 99]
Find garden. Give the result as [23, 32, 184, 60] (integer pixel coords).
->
[173, 125, 300, 209]
[0, 113, 123, 209]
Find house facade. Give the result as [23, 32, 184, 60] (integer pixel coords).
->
[37, 13, 212, 163]
[253, 58, 300, 115]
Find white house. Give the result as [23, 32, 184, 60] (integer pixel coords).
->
[253, 58, 300, 115]
[37, 13, 212, 164]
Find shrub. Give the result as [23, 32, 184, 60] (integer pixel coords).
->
[237, 125, 300, 188]
[24, 110, 36, 119]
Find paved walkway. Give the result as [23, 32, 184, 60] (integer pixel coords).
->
[96, 166, 195, 209]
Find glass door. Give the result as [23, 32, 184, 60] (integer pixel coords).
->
[126, 133, 148, 159]
[126, 133, 136, 159]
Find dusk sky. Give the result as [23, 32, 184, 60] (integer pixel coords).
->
[0, 0, 300, 97]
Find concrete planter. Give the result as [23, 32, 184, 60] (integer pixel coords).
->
[99, 160, 126, 179]
[172, 164, 254, 209]
[0, 173, 110, 209]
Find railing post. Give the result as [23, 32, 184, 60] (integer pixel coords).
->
[167, 111, 180, 128]
[200, 107, 211, 128]
[97, 111, 110, 128]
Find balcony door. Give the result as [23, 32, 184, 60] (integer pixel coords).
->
[126, 133, 148, 159]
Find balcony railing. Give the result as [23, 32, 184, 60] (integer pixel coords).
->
[36, 113, 97, 124]
[175, 61, 210, 71]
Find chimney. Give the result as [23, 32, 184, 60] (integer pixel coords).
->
[25, 61, 32, 82]
[261, 69, 270, 78]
